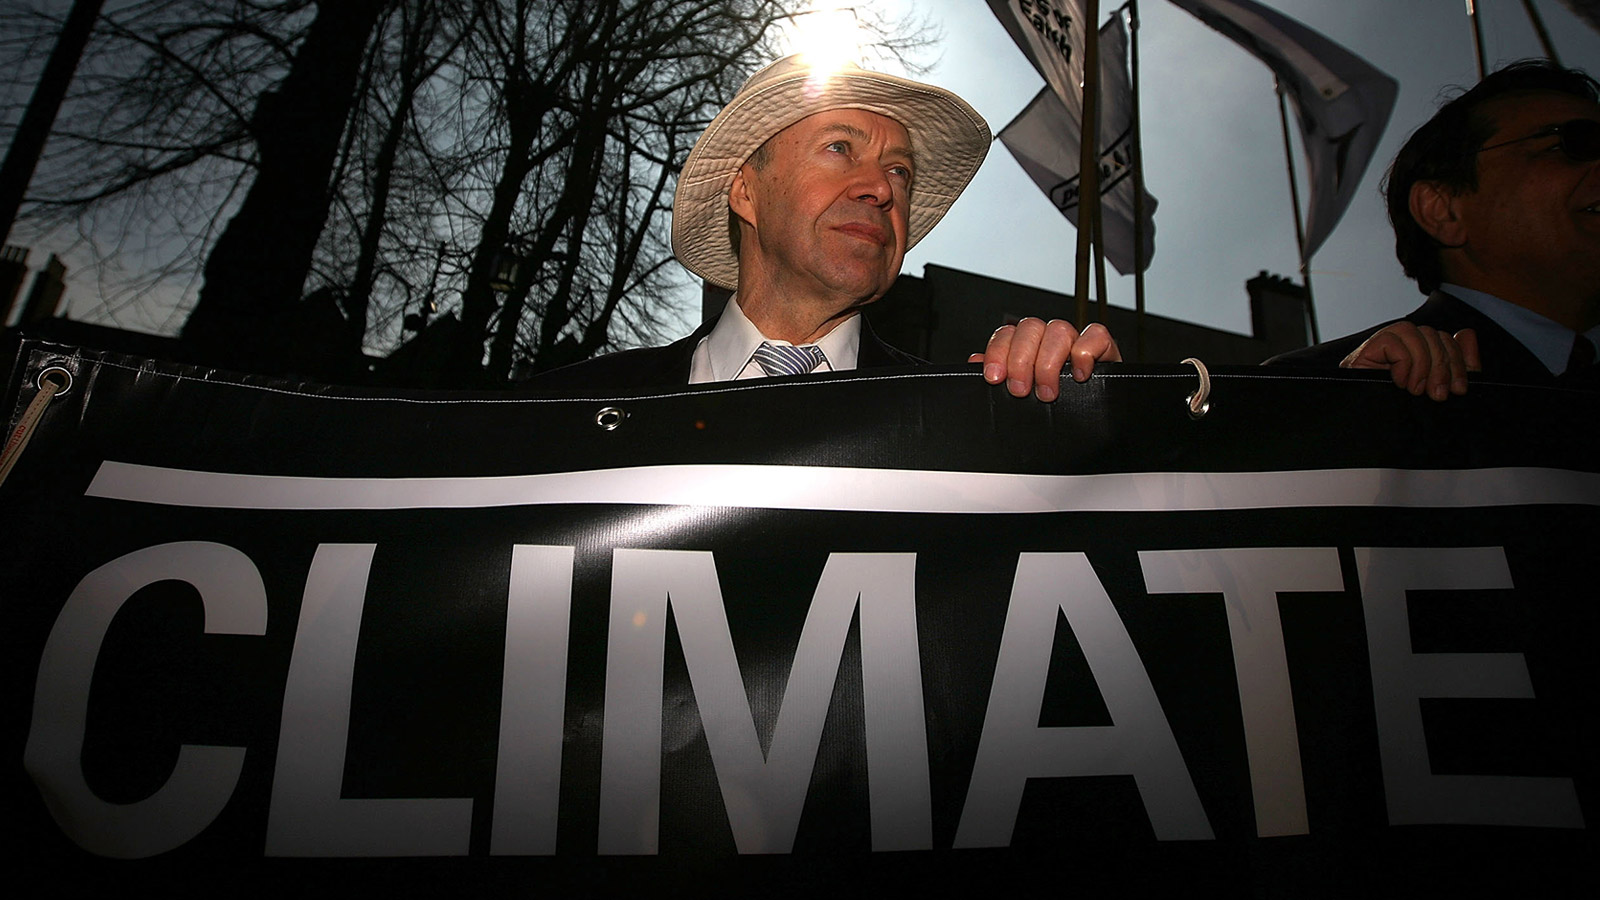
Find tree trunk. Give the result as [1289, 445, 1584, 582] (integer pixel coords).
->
[489, 102, 609, 380]
[571, 133, 679, 361]
[183, 0, 390, 376]
[0, 0, 107, 245]
[449, 72, 538, 384]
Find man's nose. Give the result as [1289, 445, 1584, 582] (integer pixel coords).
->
[851, 163, 894, 208]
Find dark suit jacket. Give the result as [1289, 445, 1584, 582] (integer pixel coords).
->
[528, 314, 925, 392]
[1264, 290, 1561, 386]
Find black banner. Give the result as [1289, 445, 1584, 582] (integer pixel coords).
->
[3, 339, 1596, 896]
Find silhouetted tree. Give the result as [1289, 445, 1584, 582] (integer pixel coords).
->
[334, 0, 476, 358]
[181, 0, 391, 373]
[435, 0, 789, 384]
[1, 0, 314, 330]
[0, 0, 105, 245]
[2, 0, 934, 385]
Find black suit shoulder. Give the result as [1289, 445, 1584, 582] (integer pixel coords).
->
[1263, 291, 1555, 384]
[525, 329, 705, 393]
[523, 314, 924, 394]
[855, 316, 926, 368]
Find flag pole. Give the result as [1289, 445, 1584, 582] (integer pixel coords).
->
[1093, 194, 1109, 324]
[1073, 0, 1102, 329]
[1125, 0, 1147, 361]
[1519, 0, 1562, 63]
[1091, 14, 1110, 325]
[1466, 0, 1487, 80]
[1275, 76, 1320, 344]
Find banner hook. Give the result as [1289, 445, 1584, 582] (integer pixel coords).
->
[0, 364, 73, 486]
[1180, 357, 1211, 419]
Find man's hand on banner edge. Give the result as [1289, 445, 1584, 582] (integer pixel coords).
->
[970, 318, 1122, 402]
[1339, 323, 1481, 401]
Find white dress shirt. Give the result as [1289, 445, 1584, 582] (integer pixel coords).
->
[688, 296, 861, 383]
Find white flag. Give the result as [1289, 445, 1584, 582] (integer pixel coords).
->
[1167, 0, 1398, 257]
[987, 0, 1088, 111]
[999, 16, 1157, 275]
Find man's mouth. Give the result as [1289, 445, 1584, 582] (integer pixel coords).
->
[835, 223, 888, 245]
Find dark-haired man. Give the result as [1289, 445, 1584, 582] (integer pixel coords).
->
[1267, 59, 1600, 397]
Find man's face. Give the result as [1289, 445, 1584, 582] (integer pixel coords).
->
[729, 108, 913, 310]
[1445, 91, 1600, 314]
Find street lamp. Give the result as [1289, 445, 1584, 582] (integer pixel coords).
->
[489, 242, 526, 294]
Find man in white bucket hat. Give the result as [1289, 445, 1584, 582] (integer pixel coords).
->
[538, 54, 1119, 399]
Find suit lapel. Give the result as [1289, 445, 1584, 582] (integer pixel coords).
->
[656, 316, 718, 384]
[1425, 292, 1558, 385]
[856, 316, 922, 368]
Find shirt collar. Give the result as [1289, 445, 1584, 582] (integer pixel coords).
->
[701, 295, 860, 380]
[1440, 283, 1600, 375]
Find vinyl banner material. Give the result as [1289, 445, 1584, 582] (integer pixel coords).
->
[3, 339, 1596, 896]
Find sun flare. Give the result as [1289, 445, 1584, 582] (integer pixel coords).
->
[784, 2, 865, 85]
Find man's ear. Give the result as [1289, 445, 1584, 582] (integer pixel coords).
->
[728, 164, 758, 228]
[1409, 180, 1468, 248]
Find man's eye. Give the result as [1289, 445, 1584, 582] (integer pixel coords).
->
[826, 140, 849, 154]
[889, 165, 912, 180]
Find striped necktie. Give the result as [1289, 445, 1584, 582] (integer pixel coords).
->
[752, 341, 827, 377]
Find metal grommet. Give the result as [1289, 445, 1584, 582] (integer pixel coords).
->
[594, 406, 627, 431]
[36, 365, 73, 397]
[1180, 357, 1211, 420]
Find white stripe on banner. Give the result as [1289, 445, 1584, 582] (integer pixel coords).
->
[84, 462, 1600, 513]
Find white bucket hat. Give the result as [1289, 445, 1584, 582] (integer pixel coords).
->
[671, 55, 991, 290]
